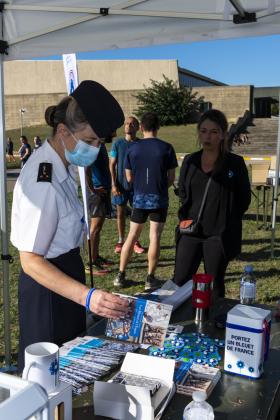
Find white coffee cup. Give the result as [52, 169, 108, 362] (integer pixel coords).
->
[22, 342, 59, 394]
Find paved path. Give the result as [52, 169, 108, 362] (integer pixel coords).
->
[6, 169, 20, 193]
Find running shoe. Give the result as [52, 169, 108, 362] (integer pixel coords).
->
[113, 271, 126, 287]
[114, 242, 124, 254]
[96, 255, 114, 266]
[145, 274, 161, 291]
[85, 261, 110, 276]
[133, 241, 145, 254]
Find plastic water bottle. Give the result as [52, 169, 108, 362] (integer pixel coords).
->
[183, 391, 214, 420]
[240, 265, 256, 305]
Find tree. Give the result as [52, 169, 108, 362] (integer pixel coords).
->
[134, 75, 204, 125]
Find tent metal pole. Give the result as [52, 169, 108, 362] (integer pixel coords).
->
[270, 90, 280, 258]
[228, 0, 246, 17]
[5, 4, 225, 20]
[0, 54, 12, 367]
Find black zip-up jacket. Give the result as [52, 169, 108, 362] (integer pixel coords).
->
[178, 150, 251, 260]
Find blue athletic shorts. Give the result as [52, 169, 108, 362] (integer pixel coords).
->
[111, 190, 133, 207]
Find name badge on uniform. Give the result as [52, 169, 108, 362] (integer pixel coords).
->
[37, 162, 52, 183]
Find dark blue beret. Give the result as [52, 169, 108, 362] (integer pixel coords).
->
[71, 80, 124, 138]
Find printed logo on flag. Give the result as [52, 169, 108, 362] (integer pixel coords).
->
[62, 54, 79, 95]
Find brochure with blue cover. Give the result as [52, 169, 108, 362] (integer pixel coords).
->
[105, 295, 173, 347]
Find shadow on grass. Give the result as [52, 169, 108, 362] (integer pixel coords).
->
[157, 261, 175, 268]
[242, 238, 280, 245]
[244, 213, 280, 223]
[127, 263, 147, 270]
[128, 259, 175, 270]
[269, 295, 280, 302]
[238, 247, 280, 261]
[129, 257, 147, 264]
[226, 267, 280, 279]
[160, 245, 176, 250]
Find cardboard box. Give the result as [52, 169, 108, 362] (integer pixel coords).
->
[94, 353, 175, 420]
[251, 163, 270, 185]
[224, 304, 271, 379]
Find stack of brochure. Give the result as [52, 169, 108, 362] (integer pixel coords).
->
[176, 363, 221, 397]
[150, 279, 193, 311]
[59, 336, 139, 393]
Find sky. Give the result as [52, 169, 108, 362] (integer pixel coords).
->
[63, 34, 280, 88]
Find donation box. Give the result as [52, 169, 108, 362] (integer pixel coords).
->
[224, 304, 271, 379]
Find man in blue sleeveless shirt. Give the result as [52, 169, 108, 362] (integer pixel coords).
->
[110, 116, 145, 254]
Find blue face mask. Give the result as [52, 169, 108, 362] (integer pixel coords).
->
[64, 133, 100, 167]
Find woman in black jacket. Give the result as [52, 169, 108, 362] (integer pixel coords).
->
[174, 109, 251, 297]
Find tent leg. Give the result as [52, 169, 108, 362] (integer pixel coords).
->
[0, 55, 12, 369]
[270, 91, 280, 258]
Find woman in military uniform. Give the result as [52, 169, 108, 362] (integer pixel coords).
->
[11, 80, 128, 371]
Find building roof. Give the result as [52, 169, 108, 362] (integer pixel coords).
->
[178, 66, 227, 87]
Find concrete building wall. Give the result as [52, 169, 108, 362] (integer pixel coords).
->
[78, 60, 179, 90]
[5, 91, 141, 131]
[5, 85, 253, 131]
[4, 61, 66, 95]
[254, 86, 279, 100]
[5, 93, 66, 131]
[194, 85, 252, 120]
[4, 59, 179, 95]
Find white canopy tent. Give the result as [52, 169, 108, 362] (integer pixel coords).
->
[1, 0, 280, 367]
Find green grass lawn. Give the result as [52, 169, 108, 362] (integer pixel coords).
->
[1, 123, 280, 362]
[6, 123, 197, 164]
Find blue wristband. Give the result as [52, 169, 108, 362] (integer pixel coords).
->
[85, 288, 96, 313]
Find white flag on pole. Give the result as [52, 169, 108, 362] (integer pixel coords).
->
[62, 53, 90, 240]
[63, 53, 78, 95]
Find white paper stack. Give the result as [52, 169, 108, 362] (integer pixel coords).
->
[151, 279, 193, 311]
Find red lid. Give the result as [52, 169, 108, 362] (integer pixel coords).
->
[192, 274, 213, 284]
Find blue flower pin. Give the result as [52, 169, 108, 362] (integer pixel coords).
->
[49, 359, 59, 375]
[237, 360, 244, 369]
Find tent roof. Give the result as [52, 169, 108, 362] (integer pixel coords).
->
[3, 0, 280, 61]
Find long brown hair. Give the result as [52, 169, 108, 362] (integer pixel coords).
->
[198, 109, 229, 171]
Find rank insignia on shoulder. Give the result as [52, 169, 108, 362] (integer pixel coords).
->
[37, 162, 52, 182]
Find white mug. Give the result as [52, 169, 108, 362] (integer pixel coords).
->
[22, 342, 59, 394]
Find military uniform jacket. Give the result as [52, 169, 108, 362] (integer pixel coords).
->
[11, 140, 84, 258]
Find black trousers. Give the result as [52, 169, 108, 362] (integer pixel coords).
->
[173, 235, 228, 298]
[18, 247, 86, 372]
